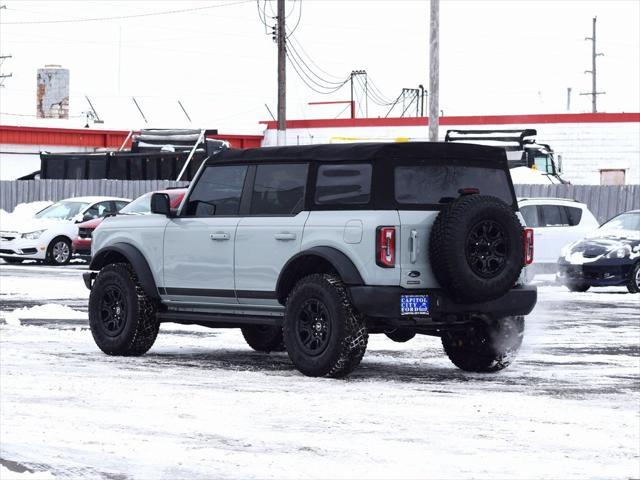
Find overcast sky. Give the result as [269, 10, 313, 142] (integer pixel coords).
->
[0, 0, 638, 134]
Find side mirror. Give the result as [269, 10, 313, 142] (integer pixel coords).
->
[150, 192, 172, 216]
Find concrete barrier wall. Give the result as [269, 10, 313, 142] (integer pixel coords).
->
[0, 180, 638, 224]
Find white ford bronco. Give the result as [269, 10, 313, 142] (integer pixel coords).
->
[84, 142, 537, 378]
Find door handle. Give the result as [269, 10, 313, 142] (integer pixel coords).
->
[274, 232, 296, 241]
[409, 229, 418, 263]
[210, 232, 230, 241]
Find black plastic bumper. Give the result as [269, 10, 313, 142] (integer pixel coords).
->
[83, 271, 96, 290]
[557, 260, 632, 287]
[348, 284, 537, 319]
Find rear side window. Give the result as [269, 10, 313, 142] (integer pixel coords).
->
[315, 164, 372, 205]
[520, 205, 540, 227]
[185, 165, 247, 216]
[394, 165, 514, 206]
[565, 206, 583, 226]
[251, 164, 308, 215]
[539, 205, 569, 227]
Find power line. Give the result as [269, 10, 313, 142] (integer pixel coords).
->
[287, 33, 345, 81]
[287, 0, 302, 38]
[286, 51, 348, 95]
[287, 40, 347, 86]
[0, 0, 251, 25]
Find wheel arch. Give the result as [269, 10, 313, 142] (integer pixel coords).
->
[90, 243, 159, 300]
[275, 246, 364, 304]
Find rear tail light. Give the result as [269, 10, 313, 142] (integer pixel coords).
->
[376, 226, 396, 268]
[523, 228, 534, 265]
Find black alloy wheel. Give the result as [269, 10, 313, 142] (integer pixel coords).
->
[99, 285, 128, 337]
[627, 262, 640, 294]
[295, 298, 332, 356]
[283, 274, 368, 378]
[465, 219, 508, 278]
[89, 263, 159, 356]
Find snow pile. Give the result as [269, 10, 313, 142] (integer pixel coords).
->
[0, 201, 53, 230]
[3, 304, 87, 326]
[0, 465, 55, 479]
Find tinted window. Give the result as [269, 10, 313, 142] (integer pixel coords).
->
[84, 201, 112, 220]
[251, 164, 308, 215]
[394, 165, 514, 205]
[539, 205, 569, 227]
[520, 205, 540, 227]
[186, 165, 247, 216]
[114, 201, 129, 211]
[565, 206, 583, 226]
[315, 164, 372, 205]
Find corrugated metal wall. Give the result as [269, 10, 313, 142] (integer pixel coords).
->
[513, 184, 639, 223]
[0, 180, 188, 214]
[0, 180, 638, 223]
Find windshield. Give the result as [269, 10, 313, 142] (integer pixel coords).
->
[533, 154, 555, 175]
[34, 201, 90, 220]
[599, 212, 640, 235]
[119, 193, 152, 215]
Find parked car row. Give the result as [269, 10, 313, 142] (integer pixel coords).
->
[72, 189, 187, 260]
[0, 189, 186, 265]
[518, 197, 639, 293]
[1, 190, 638, 294]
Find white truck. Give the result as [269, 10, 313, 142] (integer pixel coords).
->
[445, 129, 567, 184]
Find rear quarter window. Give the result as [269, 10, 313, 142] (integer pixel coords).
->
[394, 165, 514, 206]
[315, 164, 372, 205]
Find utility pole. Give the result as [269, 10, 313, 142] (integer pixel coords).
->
[0, 55, 12, 87]
[566, 87, 572, 112]
[580, 16, 605, 113]
[349, 70, 367, 119]
[0, 6, 12, 88]
[428, 0, 439, 141]
[276, 0, 286, 146]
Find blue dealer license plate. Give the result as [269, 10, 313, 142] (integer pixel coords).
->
[400, 295, 430, 316]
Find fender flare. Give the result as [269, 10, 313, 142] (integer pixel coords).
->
[275, 246, 364, 303]
[90, 243, 159, 300]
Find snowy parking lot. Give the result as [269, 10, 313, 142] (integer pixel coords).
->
[0, 262, 638, 479]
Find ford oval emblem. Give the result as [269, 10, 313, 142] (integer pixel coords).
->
[408, 271, 421, 278]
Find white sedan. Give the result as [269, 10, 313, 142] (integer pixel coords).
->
[0, 196, 129, 265]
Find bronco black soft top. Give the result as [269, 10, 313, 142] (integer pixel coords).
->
[206, 141, 509, 167]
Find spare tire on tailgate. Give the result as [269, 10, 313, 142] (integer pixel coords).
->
[429, 194, 523, 303]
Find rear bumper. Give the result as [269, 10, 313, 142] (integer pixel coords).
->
[72, 238, 92, 259]
[348, 285, 537, 319]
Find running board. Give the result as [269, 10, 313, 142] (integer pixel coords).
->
[157, 310, 283, 328]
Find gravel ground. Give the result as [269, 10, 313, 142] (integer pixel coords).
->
[0, 262, 638, 479]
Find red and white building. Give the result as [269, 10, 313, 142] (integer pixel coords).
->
[1, 112, 639, 184]
[261, 112, 640, 185]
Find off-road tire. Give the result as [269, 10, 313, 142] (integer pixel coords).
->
[46, 236, 72, 265]
[89, 263, 159, 356]
[627, 262, 640, 294]
[442, 315, 524, 373]
[241, 325, 285, 353]
[429, 194, 524, 303]
[283, 274, 368, 378]
[385, 328, 416, 343]
[565, 282, 590, 293]
[1, 257, 24, 264]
